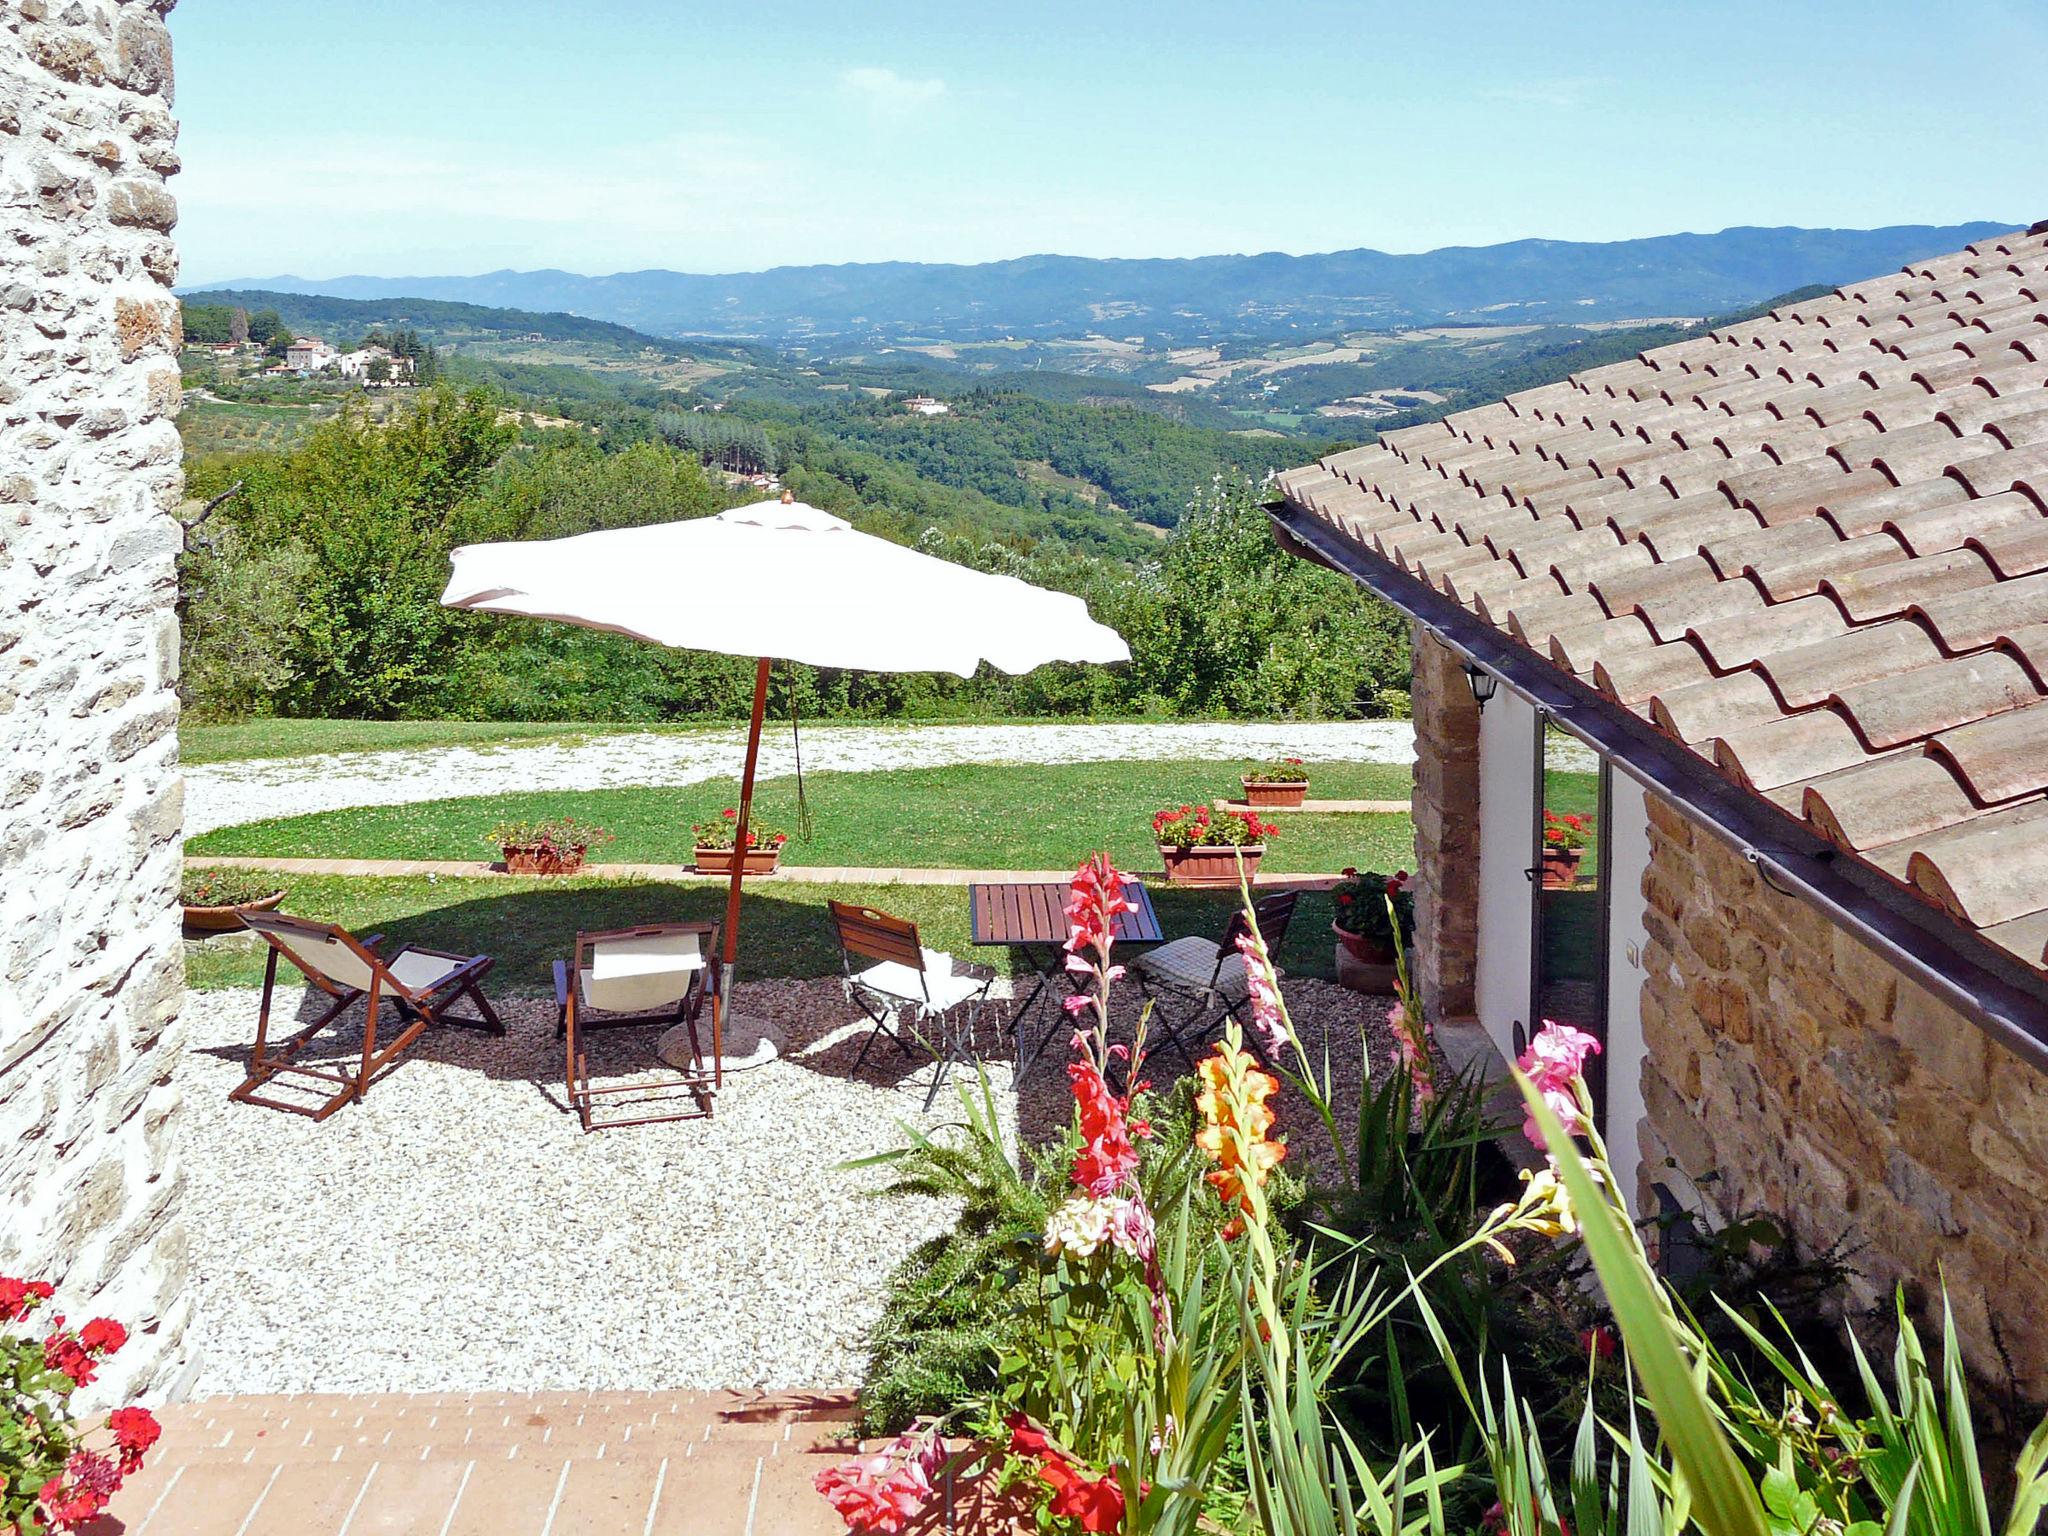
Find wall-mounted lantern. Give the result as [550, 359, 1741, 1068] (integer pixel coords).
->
[1464, 662, 1499, 712]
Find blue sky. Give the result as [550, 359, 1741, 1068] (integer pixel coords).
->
[172, 1, 2045, 285]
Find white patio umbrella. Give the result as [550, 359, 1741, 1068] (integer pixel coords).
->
[441, 495, 1130, 1093]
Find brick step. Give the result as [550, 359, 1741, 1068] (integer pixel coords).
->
[174, 1435, 841, 1469]
[182, 1417, 837, 1454]
[108, 1448, 850, 1535]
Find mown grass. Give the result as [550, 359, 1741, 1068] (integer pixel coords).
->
[181, 873, 1347, 994]
[188, 761, 1418, 874]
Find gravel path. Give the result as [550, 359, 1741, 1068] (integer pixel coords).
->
[184, 721, 1417, 835]
[175, 974, 1394, 1395]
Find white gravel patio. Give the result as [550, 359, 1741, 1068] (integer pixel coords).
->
[184, 720, 1419, 835]
[173, 973, 1396, 1396]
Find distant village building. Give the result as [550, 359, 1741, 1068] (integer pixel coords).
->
[285, 336, 334, 372]
[903, 394, 951, 416]
[335, 345, 414, 382]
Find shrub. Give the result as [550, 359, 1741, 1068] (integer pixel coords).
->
[1243, 756, 1309, 783]
[178, 866, 286, 907]
[485, 817, 613, 854]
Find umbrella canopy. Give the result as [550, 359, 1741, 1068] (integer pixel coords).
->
[442, 498, 1130, 676]
[440, 496, 1130, 1107]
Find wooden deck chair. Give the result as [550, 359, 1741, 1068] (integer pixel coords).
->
[233, 910, 504, 1121]
[829, 901, 995, 1110]
[554, 921, 719, 1131]
[1132, 890, 1300, 1068]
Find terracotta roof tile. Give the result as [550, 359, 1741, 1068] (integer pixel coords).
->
[1276, 229, 2048, 977]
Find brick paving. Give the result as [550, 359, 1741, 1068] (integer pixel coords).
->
[100, 1390, 866, 1535]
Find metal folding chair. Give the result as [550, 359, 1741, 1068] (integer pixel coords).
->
[829, 901, 997, 1110]
[1132, 890, 1301, 1068]
[554, 921, 719, 1131]
[233, 910, 504, 1121]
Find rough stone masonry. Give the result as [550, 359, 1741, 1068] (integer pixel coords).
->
[0, 0, 190, 1397]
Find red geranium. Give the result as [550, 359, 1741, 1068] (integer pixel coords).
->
[78, 1318, 126, 1355]
[110, 1406, 162, 1472]
[0, 1276, 54, 1322]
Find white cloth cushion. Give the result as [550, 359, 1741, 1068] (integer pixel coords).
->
[1133, 936, 1248, 998]
[386, 950, 468, 995]
[853, 949, 987, 1012]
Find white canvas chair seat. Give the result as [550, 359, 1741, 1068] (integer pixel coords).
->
[851, 948, 989, 1013]
[386, 949, 473, 995]
[577, 928, 707, 1015]
[556, 922, 719, 1132]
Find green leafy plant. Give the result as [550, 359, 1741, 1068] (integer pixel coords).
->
[177, 866, 287, 908]
[1329, 867, 1413, 947]
[484, 816, 613, 854]
[1245, 757, 1310, 784]
[691, 809, 790, 851]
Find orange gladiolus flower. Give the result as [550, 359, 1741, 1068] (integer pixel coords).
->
[1193, 1041, 1285, 1235]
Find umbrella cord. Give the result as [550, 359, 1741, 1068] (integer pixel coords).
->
[787, 661, 814, 842]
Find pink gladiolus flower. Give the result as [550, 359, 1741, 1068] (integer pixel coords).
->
[1233, 929, 1289, 1061]
[1517, 1020, 1602, 1151]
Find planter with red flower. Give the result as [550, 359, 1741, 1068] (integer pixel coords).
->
[1329, 866, 1413, 964]
[693, 809, 789, 876]
[1152, 803, 1272, 886]
[1240, 756, 1310, 809]
[0, 1277, 161, 1535]
[1541, 810, 1590, 887]
[490, 817, 613, 876]
[179, 866, 287, 933]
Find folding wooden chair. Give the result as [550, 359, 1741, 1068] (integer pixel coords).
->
[554, 921, 719, 1131]
[829, 901, 996, 1110]
[233, 910, 504, 1121]
[1132, 890, 1301, 1068]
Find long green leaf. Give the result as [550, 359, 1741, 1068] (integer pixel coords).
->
[1517, 1072, 1769, 1536]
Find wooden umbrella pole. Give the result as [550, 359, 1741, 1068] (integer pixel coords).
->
[718, 655, 774, 1092]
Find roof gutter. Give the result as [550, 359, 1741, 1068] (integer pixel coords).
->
[1266, 495, 2048, 1072]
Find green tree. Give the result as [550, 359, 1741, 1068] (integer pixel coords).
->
[246, 307, 284, 346]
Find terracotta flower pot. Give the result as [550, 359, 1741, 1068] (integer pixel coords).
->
[504, 844, 587, 876]
[1159, 843, 1264, 887]
[694, 844, 784, 877]
[181, 888, 286, 933]
[1540, 845, 1583, 889]
[1240, 777, 1308, 809]
[1332, 922, 1395, 965]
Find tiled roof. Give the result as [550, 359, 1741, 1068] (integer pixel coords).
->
[1277, 224, 2048, 980]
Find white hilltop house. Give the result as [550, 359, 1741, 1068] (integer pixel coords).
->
[903, 394, 951, 416]
[335, 345, 415, 382]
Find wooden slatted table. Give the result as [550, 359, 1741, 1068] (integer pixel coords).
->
[969, 878, 1163, 1077]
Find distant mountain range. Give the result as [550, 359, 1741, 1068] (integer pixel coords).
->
[190, 222, 2016, 344]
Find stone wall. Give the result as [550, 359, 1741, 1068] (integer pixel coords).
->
[1636, 795, 2048, 1397]
[0, 0, 189, 1397]
[1408, 626, 1480, 1022]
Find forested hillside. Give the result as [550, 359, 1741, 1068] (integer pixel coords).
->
[192, 221, 2010, 340]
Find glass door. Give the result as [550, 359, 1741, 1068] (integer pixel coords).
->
[1532, 720, 1610, 1118]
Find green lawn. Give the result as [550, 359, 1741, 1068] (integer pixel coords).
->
[187, 761, 1417, 874]
[181, 873, 1347, 994]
